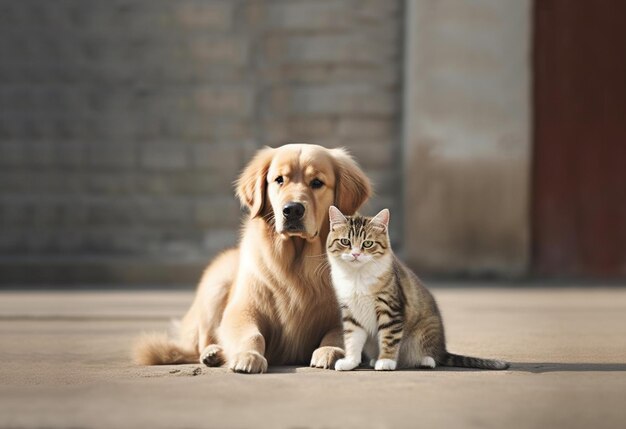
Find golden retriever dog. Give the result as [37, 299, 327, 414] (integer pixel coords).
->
[134, 144, 371, 373]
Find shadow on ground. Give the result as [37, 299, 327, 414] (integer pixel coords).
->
[278, 363, 626, 374]
[510, 362, 626, 373]
[144, 363, 626, 377]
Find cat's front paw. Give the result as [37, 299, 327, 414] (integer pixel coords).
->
[334, 357, 360, 371]
[419, 356, 436, 369]
[310, 346, 344, 369]
[374, 358, 397, 371]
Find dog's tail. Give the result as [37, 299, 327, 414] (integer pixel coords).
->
[133, 332, 198, 365]
[440, 352, 509, 370]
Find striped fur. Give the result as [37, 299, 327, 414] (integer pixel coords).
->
[327, 206, 509, 371]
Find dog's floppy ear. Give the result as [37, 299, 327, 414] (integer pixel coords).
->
[235, 147, 275, 218]
[331, 148, 372, 215]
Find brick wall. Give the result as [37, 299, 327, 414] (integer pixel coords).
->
[0, 1, 403, 285]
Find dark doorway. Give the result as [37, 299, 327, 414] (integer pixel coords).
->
[532, 0, 626, 278]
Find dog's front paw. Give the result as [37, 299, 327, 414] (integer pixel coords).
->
[229, 351, 268, 374]
[200, 344, 225, 367]
[310, 346, 344, 369]
[334, 357, 359, 371]
[374, 358, 397, 371]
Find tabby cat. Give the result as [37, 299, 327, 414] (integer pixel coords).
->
[326, 206, 509, 371]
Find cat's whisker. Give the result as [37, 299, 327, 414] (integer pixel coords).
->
[313, 260, 331, 277]
[305, 253, 328, 259]
[314, 260, 329, 273]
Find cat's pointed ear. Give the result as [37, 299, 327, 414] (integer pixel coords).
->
[329, 205, 348, 230]
[370, 208, 390, 232]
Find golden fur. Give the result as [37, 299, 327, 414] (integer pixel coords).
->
[134, 144, 371, 373]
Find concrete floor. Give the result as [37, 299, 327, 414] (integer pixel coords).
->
[0, 287, 625, 429]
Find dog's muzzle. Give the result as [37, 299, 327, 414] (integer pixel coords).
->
[282, 202, 305, 232]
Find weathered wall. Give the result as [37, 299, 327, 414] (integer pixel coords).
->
[0, 0, 403, 284]
[402, 0, 531, 277]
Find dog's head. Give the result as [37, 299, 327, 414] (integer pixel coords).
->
[236, 144, 371, 240]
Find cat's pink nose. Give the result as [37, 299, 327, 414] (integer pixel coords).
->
[351, 252, 361, 259]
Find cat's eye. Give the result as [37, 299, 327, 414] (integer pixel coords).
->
[275, 176, 284, 185]
[362, 240, 374, 248]
[340, 238, 351, 246]
[310, 178, 324, 189]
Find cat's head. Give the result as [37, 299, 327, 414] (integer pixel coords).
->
[326, 205, 390, 267]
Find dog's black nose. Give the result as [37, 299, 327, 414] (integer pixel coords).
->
[283, 202, 305, 220]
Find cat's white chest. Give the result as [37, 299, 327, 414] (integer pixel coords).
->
[346, 293, 378, 336]
[330, 263, 384, 336]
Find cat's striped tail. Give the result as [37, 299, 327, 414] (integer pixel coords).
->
[441, 352, 510, 370]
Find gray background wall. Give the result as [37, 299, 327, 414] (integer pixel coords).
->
[0, 1, 404, 285]
[403, 0, 531, 278]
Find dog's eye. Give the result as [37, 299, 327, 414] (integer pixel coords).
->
[310, 178, 324, 189]
[340, 238, 350, 246]
[275, 176, 284, 185]
[362, 240, 374, 248]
